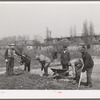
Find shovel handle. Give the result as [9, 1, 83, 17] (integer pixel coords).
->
[77, 65, 84, 89]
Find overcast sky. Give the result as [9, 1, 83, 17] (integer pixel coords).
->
[0, 2, 100, 40]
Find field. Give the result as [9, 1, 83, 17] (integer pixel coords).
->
[0, 70, 77, 90]
[0, 61, 100, 90]
[0, 47, 82, 69]
[0, 46, 100, 90]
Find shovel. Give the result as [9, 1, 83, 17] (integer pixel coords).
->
[77, 66, 84, 90]
[77, 72, 84, 89]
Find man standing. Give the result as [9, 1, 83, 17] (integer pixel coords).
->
[80, 48, 94, 87]
[4, 43, 15, 76]
[61, 45, 71, 75]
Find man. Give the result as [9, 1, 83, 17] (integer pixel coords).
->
[20, 54, 31, 72]
[35, 54, 51, 77]
[74, 59, 83, 83]
[80, 48, 94, 87]
[19, 48, 31, 72]
[61, 45, 71, 75]
[4, 43, 16, 76]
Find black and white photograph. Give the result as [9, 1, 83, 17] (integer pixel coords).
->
[0, 1, 100, 95]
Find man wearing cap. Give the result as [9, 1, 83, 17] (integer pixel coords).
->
[61, 45, 71, 75]
[35, 54, 51, 77]
[4, 43, 16, 76]
[80, 48, 94, 87]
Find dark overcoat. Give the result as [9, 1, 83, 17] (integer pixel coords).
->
[82, 51, 94, 71]
[61, 50, 71, 64]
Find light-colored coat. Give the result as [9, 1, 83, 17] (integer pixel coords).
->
[38, 54, 51, 63]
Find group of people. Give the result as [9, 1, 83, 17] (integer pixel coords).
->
[60, 45, 94, 87]
[4, 43, 94, 87]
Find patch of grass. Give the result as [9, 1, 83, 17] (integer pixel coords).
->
[70, 51, 82, 60]
[0, 50, 6, 67]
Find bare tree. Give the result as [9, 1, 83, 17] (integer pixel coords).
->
[33, 35, 43, 43]
[0, 36, 17, 46]
[15, 35, 30, 54]
[69, 25, 77, 43]
[69, 26, 73, 42]
[73, 25, 77, 37]
[70, 26, 73, 37]
[17, 35, 29, 46]
[46, 27, 49, 42]
[49, 30, 52, 41]
[32, 35, 43, 50]
[82, 20, 89, 44]
[89, 21, 94, 43]
[45, 27, 52, 42]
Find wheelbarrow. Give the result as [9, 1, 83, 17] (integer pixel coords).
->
[51, 68, 71, 79]
[51, 68, 68, 74]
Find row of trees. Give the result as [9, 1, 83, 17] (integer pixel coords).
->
[82, 20, 94, 44]
[0, 34, 43, 54]
[0, 35, 29, 46]
[45, 27, 52, 42]
[45, 20, 95, 45]
[0, 20, 95, 49]
[0, 34, 44, 46]
[69, 20, 95, 44]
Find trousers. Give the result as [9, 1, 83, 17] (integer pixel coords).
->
[61, 62, 69, 75]
[6, 58, 14, 76]
[86, 67, 93, 86]
[75, 68, 81, 82]
[43, 62, 50, 76]
[40, 61, 50, 77]
[24, 62, 31, 72]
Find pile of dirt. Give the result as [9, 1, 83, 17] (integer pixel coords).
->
[0, 68, 100, 90]
[0, 69, 77, 90]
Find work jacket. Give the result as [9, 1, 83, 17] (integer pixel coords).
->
[4, 48, 15, 59]
[61, 50, 71, 64]
[20, 54, 31, 65]
[82, 51, 94, 70]
[38, 54, 51, 63]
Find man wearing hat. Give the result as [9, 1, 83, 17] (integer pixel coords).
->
[61, 45, 71, 75]
[4, 43, 16, 76]
[80, 48, 94, 87]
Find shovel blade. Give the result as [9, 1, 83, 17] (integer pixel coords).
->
[77, 72, 84, 89]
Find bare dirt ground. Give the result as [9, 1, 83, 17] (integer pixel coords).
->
[0, 58, 100, 90]
[31, 58, 100, 90]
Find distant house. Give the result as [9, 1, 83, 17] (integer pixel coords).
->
[25, 40, 33, 49]
[26, 45, 33, 49]
[44, 34, 100, 45]
[44, 37, 63, 43]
